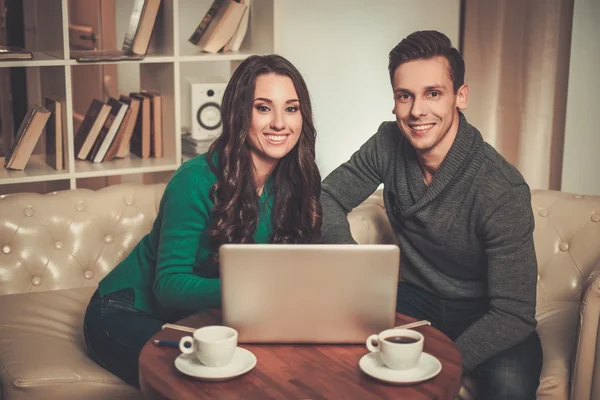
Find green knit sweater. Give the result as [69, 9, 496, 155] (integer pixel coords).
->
[98, 154, 274, 321]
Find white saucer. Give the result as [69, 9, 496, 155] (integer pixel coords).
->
[174, 347, 257, 381]
[359, 352, 442, 385]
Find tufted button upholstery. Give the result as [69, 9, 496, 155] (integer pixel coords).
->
[0, 184, 165, 295]
[349, 189, 600, 400]
[0, 184, 598, 400]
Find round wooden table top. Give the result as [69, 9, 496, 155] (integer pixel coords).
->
[139, 310, 463, 400]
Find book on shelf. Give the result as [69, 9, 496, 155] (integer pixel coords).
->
[0, 68, 15, 158]
[0, 46, 33, 61]
[74, 99, 111, 160]
[103, 96, 134, 160]
[70, 50, 144, 63]
[122, 0, 162, 56]
[194, 0, 247, 54]
[188, 0, 224, 45]
[44, 96, 64, 171]
[4, 105, 50, 170]
[87, 98, 129, 163]
[223, 0, 251, 52]
[112, 95, 142, 159]
[129, 93, 151, 158]
[140, 90, 163, 158]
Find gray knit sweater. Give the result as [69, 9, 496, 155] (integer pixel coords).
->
[320, 113, 538, 372]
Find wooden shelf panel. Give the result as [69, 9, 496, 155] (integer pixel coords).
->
[0, 154, 70, 185]
[73, 155, 178, 178]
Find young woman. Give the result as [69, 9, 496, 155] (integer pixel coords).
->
[83, 54, 322, 387]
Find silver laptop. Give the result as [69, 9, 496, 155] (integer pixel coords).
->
[220, 244, 400, 344]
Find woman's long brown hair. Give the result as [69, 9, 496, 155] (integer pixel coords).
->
[206, 55, 322, 269]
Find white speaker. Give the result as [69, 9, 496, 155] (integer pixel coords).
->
[190, 82, 226, 140]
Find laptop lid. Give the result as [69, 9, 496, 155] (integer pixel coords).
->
[220, 244, 400, 344]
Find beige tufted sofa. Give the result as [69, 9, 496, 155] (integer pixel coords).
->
[0, 184, 599, 400]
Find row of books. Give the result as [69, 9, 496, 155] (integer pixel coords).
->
[189, 0, 251, 54]
[75, 91, 163, 163]
[4, 98, 62, 171]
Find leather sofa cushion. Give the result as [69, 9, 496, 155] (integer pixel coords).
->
[0, 287, 143, 400]
[535, 301, 579, 399]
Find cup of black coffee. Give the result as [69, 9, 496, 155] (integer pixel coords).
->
[366, 328, 424, 370]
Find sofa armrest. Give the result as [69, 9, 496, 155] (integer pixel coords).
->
[571, 264, 600, 400]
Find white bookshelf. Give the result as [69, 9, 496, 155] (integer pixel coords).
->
[0, 0, 282, 195]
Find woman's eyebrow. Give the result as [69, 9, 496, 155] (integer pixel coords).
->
[254, 98, 300, 103]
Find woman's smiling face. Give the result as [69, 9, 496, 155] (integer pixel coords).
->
[247, 73, 303, 175]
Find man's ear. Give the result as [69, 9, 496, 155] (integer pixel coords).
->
[456, 84, 469, 110]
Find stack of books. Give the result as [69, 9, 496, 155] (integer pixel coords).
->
[181, 132, 215, 158]
[189, 0, 251, 53]
[74, 91, 163, 163]
[4, 97, 63, 171]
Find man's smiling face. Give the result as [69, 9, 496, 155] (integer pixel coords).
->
[392, 56, 468, 156]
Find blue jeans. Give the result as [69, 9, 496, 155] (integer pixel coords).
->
[83, 288, 164, 387]
[396, 282, 542, 400]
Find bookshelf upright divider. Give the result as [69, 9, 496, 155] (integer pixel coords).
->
[0, 0, 281, 195]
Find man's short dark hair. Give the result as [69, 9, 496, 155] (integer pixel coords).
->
[388, 30, 465, 93]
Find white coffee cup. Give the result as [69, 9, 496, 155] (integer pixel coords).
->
[179, 325, 238, 367]
[366, 328, 424, 370]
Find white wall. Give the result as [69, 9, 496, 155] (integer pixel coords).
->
[279, 0, 461, 178]
[561, 0, 600, 195]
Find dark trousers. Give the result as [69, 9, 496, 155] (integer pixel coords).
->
[83, 288, 164, 387]
[396, 282, 543, 400]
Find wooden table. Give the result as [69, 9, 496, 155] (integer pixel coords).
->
[139, 310, 463, 400]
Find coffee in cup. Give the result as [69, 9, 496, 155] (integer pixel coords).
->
[384, 335, 420, 344]
[366, 328, 424, 370]
[179, 325, 237, 367]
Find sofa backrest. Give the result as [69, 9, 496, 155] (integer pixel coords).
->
[349, 189, 600, 308]
[1, 184, 599, 306]
[0, 184, 166, 295]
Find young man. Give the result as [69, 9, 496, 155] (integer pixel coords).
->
[321, 31, 542, 399]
